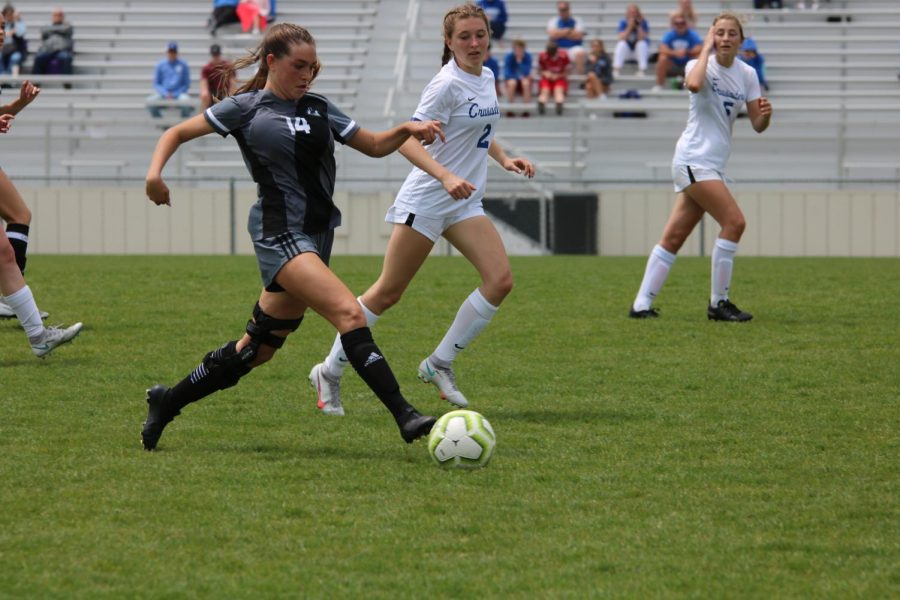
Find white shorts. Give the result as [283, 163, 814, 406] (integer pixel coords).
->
[671, 163, 725, 193]
[385, 202, 485, 242]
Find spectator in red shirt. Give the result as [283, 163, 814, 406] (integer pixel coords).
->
[199, 44, 235, 112]
[537, 41, 570, 115]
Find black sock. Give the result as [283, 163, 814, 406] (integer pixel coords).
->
[168, 341, 255, 412]
[341, 327, 412, 421]
[6, 223, 28, 274]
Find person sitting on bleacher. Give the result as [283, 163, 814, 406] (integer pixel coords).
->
[584, 39, 613, 100]
[503, 39, 533, 114]
[652, 12, 702, 91]
[236, 0, 270, 35]
[477, 0, 508, 42]
[739, 37, 769, 91]
[208, 0, 239, 37]
[31, 8, 73, 76]
[537, 40, 570, 116]
[200, 44, 235, 112]
[146, 42, 193, 119]
[612, 4, 650, 78]
[547, 1, 587, 75]
[0, 5, 27, 77]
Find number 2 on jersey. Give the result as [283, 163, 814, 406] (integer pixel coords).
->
[476, 124, 491, 149]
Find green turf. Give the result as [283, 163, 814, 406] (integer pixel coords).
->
[1, 255, 897, 598]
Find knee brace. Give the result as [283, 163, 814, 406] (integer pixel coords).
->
[201, 340, 256, 391]
[244, 302, 303, 352]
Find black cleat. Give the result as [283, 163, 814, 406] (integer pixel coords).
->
[629, 307, 659, 319]
[141, 385, 179, 451]
[708, 299, 753, 322]
[398, 409, 436, 444]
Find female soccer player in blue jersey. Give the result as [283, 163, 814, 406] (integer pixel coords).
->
[141, 23, 445, 450]
[309, 3, 535, 415]
[629, 12, 772, 322]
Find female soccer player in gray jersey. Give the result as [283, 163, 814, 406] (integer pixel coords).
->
[309, 3, 534, 415]
[141, 23, 445, 451]
[629, 12, 772, 322]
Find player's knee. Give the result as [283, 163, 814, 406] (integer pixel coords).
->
[245, 301, 303, 355]
[5, 205, 31, 226]
[333, 300, 367, 332]
[485, 269, 513, 301]
[661, 231, 688, 253]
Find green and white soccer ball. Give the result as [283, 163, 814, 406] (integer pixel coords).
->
[427, 409, 496, 469]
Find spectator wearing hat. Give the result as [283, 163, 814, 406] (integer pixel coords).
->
[199, 43, 234, 112]
[739, 37, 768, 91]
[146, 42, 192, 119]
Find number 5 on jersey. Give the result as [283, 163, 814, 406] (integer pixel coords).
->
[284, 116, 311, 135]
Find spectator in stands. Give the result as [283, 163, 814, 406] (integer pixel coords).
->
[547, 2, 587, 75]
[612, 4, 650, 78]
[199, 43, 235, 112]
[477, 0, 508, 42]
[678, 0, 698, 27]
[31, 7, 73, 76]
[484, 43, 501, 96]
[584, 38, 612, 100]
[236, 0, 270, 35]
[146, 42, 193, 119]
[141, 22, 442, 450]
[0, 80, 82, 355]
[503, 39, 533, 113]
[208, 0, 239, 36]
[653, 12, 703, 91]
[629, 12, 772, 322]
[0, 5, 27, 77]
[739, 37, 768, 91]
[537, 40, 570, 115]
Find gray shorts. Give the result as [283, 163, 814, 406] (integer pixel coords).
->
[253, 229, 334, 292]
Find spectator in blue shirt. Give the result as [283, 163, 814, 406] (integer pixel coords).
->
[653, 12, 702, 91]
[739, 37, 769, 91]
[503, 39, 533, 115]
[484, 43, 501, 96]
[477, 0, 508, 41]
[146, 42, 193, 119]
[612, 4, 650, 77]
[547, 1, 587, 74]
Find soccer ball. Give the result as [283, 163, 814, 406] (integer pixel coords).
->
[427, 409, 496, 469]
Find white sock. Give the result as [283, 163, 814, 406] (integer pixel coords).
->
[5, 285, 45, 340]
[323, 297, 380, 378]
[711, 238, 738, 305]
[632, 244, 676, 311]
[432, 289, 498, 366]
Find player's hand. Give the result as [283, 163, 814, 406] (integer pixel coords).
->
[440, 172, 476, 201]
[703, 25, 716, 52]
[18, 80, 40, 106]
[757, 97, 772, 117]
[409, 120, 445, 145]
[146, 176, 171, 206]
[504, 157, 535, 179]
[0, 114, 14, 134]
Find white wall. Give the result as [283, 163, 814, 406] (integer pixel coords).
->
[19, 186, 900, 257]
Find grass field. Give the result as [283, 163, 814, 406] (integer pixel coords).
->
[1, 255, 897, 598]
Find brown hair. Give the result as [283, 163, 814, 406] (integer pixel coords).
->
[231, 23, 321, 95]
[441, 3, 491, 66]
[712, 11, 745, 41]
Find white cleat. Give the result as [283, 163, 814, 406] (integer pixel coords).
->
[31, 322, 83, 358]
[417, 357, 469, 408]
[308, 362, 345, 416]
[0, 297, 48, 320]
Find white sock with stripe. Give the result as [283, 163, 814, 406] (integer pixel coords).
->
[633, 244, 676, 312]
[711, 238, 738, 305]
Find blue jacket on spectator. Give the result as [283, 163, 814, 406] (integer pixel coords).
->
[503, 49, 532, 81]
[154, 56, 190, 98]
[477, 0, 508, 40]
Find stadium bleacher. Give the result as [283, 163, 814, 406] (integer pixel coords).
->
[0, 0, 897, 184]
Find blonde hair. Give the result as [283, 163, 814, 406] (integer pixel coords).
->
[231, 23, 321, 95]
[441, 3, 491, 66]
[712, 11, 745, 41]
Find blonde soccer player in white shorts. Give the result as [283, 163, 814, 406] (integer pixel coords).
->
[308, 3, 534, 415]
[630, 12, 772, 322]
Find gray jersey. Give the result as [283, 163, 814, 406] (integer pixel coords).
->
[205, 90, 360, 237]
